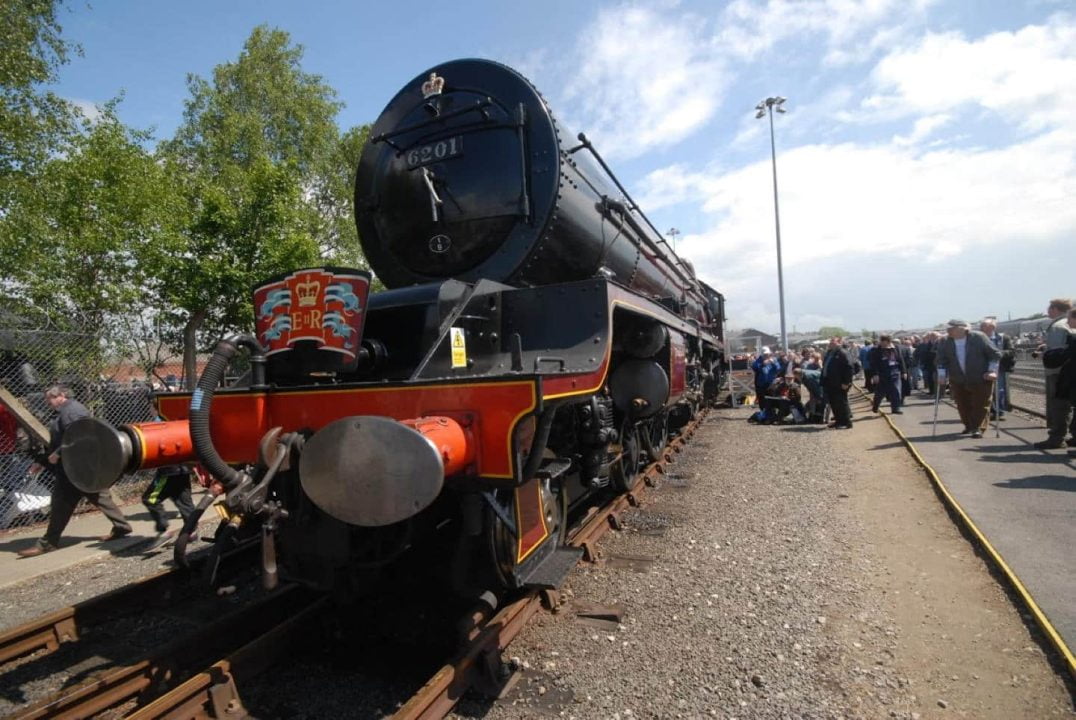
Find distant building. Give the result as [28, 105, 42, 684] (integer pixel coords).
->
[104, 354, 210, 390]
[726, 328, 779, 353]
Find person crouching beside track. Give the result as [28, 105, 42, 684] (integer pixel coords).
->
[792, 367, 826, 423]
[936, 320, 1000, 439]
[822, 337, 854, 429]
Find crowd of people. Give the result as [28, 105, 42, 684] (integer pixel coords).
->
[747, 297, 1076, 453]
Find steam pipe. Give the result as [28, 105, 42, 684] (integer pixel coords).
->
[189, 334, 266, 490]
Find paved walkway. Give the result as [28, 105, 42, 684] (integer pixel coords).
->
[0, 491, 212, 591]
[881, 389, 1076, 653]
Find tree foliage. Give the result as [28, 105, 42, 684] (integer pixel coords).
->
[1, 105, 182, 329]
[1, 15, 373, 388]
[156, 26, 367, 383]
[0, 0, 78, 212]
[816, 326, 850, 338]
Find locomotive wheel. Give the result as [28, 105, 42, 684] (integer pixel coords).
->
[643, 412, 669, 463]
[489, 478, 568, 590]
[610, 420, 641, 493]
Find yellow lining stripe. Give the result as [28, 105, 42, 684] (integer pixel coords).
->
[865, 389, 1076, 681]
[129, 424, 148, 467]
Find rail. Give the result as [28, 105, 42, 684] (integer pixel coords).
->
[0, 541, 259, 666]
[6, 584, 318, 720]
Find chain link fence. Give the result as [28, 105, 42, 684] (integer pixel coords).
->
[1, 327, 159, 530]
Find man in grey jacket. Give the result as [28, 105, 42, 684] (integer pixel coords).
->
[17, 385, 132, 558]
[1036, 298, 1075, 449]
[936, 319, 1000, 439]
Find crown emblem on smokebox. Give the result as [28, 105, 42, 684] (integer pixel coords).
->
[296, 279, 320, 307]
[422, 72, 445, 98]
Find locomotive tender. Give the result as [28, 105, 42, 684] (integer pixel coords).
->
[65, 59, 725, 595]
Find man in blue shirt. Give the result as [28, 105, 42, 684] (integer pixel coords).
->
[859, 341, 873, 390]
[751, 347, 781, 419]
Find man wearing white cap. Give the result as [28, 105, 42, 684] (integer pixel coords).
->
[935, 319, 1001, 439]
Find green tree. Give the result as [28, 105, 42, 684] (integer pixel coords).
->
[0, 0, 79, 216]
[314, 123, 370, 265]
[817, 326, 850, 338]
[1, 105, 183, 329]
[158, 26, 359, 384]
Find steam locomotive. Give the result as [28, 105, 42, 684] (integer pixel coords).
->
[64, 59, 725, 596]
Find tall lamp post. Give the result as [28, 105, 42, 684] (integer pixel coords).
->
[755, 96, 788, 352]
[667, 227, 681, 251]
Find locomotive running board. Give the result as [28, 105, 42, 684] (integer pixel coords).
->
[520, 546, 583, 590]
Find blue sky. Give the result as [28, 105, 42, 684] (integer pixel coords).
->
[51, 0, 1076, 334]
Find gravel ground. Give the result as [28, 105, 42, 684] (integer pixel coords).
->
[451, 400, 1074, 720]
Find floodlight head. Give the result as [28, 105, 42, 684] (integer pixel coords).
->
[775, 97, 786, 105]
[776, 106, 786, 113]
[755, 109, 765, 119]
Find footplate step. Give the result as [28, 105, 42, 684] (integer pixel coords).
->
[522, 546, 584, 590]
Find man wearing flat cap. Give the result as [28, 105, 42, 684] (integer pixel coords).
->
[936, 319, 1001, 438]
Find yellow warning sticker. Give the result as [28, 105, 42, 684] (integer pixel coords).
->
[450, 327, 467, 368]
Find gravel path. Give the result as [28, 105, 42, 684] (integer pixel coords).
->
[451, 402, 1074, 719]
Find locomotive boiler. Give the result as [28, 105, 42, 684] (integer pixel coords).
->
[63, 59, 725, 596]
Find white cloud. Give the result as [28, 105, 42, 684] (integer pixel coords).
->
[630, 13, 1076, 330]
[649, 128, 1076, 292]
[865, 15, 1076, 130]
[892, 112, 951, 146]
[550, 6, 1076, 329]
[718, 0, 935, 62]
[561, 5, 726, 159]
[555, 0, 938, 158]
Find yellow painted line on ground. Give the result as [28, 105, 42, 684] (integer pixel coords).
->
[855, 388, 1076, 681]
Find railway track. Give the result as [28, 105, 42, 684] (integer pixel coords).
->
[1, 409, 707, 720]
[0, 541, 266, 719]
[0, 541, 259, 667]
[1006, 366, 1047, 418]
